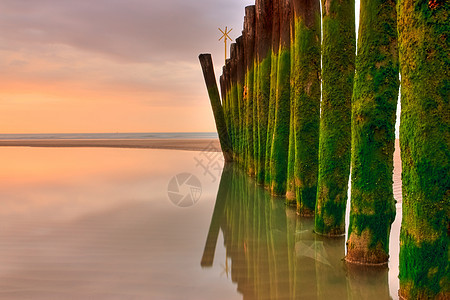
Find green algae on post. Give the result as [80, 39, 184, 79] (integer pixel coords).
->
[254, 0, 273, 184]
[345, 0, 399, 265]
[314, 0, 355, 236]
[287, 5, 296, 203]
[269, 0, 291, 196]
[291, 0, 321, 216]
[265, 0, 280, 188]
[198, 54, 233, 162]
[236, 37, 245, 165]
[243, 6, 256, 175]
[229, 43, 240, 162]
[397, 0, 449, 298]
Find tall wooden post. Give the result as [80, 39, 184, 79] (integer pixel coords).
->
[264, 0, 281, 188]
[397, 0, 449, 298]
[314, 0, 356, 236]
[199, 54, 233, 162]
[346, 0, 399, 265]
[254, 0, 273, 184]
[291, 0, 321, 215]
[230, 43, 239, 161]
[243, 6, 256, 175]
[236, 37, 245, 165]
[269, 0, 292, 196]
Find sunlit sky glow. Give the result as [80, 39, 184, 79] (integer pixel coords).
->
[1, 0, 363, 134]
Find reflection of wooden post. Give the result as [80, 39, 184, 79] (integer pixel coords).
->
[346, 264, 390, 299]
[198, 54, 233, 162]
[200, 165, 233, 267]
[315, 236, 349, 299]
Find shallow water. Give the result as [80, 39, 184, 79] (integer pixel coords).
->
[0, 147, 401, 299]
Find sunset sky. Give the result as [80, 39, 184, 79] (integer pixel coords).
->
[0, 0, 254, 133]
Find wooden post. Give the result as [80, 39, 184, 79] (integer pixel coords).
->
[269, 0, 291, 196]
[243, 5, 256, 176]
[264, 0, 281, 188]
[397, 0, 449, 298]
[198, 54, 233, 162]
[230, 43, 239, 162]
[236, 36, 245, 166]
[254, 0, 273, 184]
[346, 0, 398, 265]
[291, 0, 321, 215]
[224, 60, 232, 150]
[314, 0, 355, 236]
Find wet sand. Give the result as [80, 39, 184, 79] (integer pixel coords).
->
[0, 139, 222, 152]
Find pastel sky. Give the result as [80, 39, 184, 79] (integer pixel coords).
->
[0, 0, 254, 133]
[1, 0, 365, 134]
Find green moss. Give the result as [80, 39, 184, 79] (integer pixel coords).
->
[265, 50, 279, 188]
[315, 0, 355, 235]
[253, 60, 260, 181]
[287, 33, 296, 202]
[398, 0, 449, 296]
[230, 83, 239, 159]
[286, 94, 296, 203]
[399, 232, 449, 298]
[256, 54, 272, 184]
[292, 14, 321, 216]
[236, 82, 244, 164]
[346, 0, 398, 264]
[245, 67, 255, 174]
[270, 48, 291, 196]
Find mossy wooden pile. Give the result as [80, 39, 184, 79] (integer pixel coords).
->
[216, 0, 326, 209]
[397, 0, 449, 298]
[346, 0, 398, 265]
[314, 0, 355, 236]
[291, 0, 321, 216]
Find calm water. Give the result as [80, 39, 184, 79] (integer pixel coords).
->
[0, 147, 401, 299]
[0, 132, 218, 140]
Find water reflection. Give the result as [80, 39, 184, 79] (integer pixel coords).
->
[203, 165, 392, 299]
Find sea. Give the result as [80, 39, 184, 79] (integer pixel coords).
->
[0, 132, 218, 140]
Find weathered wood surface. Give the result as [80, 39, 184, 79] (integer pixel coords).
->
[198, 54, 233, 162]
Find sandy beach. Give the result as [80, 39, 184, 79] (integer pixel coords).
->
[0, 139, 221, 152]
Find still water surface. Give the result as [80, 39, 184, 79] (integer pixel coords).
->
[0, 147, 400, 299]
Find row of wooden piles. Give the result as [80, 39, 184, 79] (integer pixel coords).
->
[199, 0, 448, 298]
[220, 0, 324, 212]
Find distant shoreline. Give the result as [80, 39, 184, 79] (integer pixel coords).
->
[0, 138, 222, 152]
